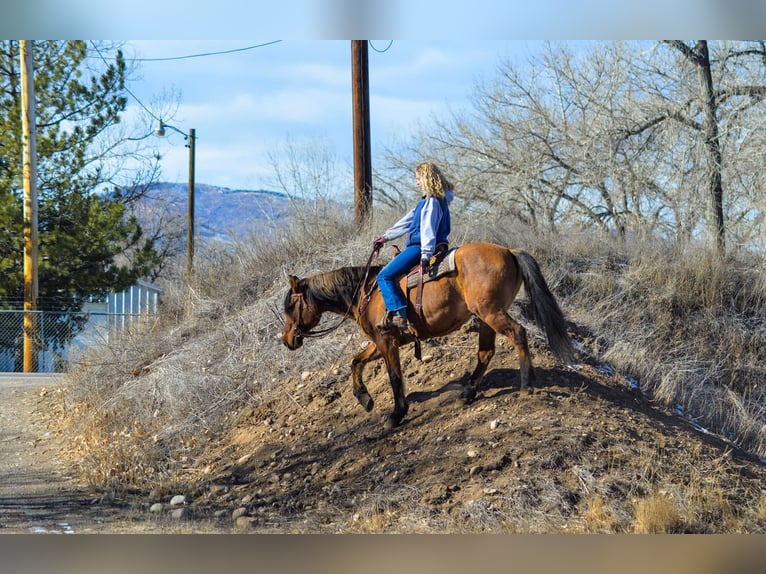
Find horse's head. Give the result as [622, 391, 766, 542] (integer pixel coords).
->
[282, 275, 322, 350]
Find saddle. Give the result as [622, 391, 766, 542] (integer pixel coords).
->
[405, 245, 457, 289]
[372, 245, 457, 361]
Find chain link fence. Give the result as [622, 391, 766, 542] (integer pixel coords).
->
[1, 281, 161, 373]
[0, 309, 156, 373]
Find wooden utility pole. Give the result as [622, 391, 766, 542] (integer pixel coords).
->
[20, 40, 39, 373]
[187, 128, 196, 285]
[351, 40, 372, 230]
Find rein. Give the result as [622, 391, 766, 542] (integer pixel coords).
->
[292, 245, 381, 339]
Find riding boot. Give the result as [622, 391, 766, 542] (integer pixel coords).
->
[377, 309, 409, 332]
[375, 311, 393, 329]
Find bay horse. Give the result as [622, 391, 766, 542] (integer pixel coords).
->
[281, 242, 575, 430]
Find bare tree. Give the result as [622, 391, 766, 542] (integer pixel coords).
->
[659, 41, 766, 252]
[384, 41, 766, 252]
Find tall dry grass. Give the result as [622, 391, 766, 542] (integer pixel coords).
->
[450, 212, 766, 459]
[60, 204, 766, 498]
[62, 202, 364, 490]
[544, 234, 766, 458]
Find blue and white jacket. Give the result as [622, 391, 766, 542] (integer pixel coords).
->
[381, 190, 453, 259]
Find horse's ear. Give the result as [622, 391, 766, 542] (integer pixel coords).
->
[289, 275, 300, 292]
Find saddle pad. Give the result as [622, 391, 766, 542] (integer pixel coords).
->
[406, 247, 457, 289]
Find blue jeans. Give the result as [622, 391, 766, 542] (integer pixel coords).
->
[377, 244, 421, 315]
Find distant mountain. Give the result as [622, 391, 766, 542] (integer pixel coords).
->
[135, 182, 293, 243]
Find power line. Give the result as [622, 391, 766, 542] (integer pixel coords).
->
[90, 41, 161, 123]
[131, 40, 282, 62]
[368, 40, 393, 53]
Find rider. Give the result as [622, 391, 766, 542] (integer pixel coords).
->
[373, 161, 455, 332]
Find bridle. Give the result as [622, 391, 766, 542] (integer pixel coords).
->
[288, 290, 341, 339]
[286, 244, 382, 341]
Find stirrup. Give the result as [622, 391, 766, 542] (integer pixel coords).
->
[389, 315, 410, 330]
[376, 312, 409, 331]
[375, 311, 393, 330]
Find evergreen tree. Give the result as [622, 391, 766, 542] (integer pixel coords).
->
[0, 40, 161, 310]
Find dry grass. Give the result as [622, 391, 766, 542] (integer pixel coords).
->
[536, 233, 766, 458]
[55, 206, 766, 532]
[633, 491, 682, 533]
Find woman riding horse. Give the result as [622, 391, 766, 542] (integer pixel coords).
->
[373, 162, 454, 333]
[282, 242, 575, 431]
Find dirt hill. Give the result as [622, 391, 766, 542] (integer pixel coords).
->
[170, 321, 766, 533]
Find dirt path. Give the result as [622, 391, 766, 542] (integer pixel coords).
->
[0, 374, 114, 534]
[0, 374, 237, 534]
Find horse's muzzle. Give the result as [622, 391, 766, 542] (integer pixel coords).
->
[283, 330, 303, 350]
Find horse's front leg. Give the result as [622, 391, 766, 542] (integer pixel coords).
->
[351, 342, 380, 412]
[377, 338, 408, 430]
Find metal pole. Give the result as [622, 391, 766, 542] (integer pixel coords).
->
[187, 128, 196, 286]
[20, 40, 39, 373]
[351, 40, 372, 230]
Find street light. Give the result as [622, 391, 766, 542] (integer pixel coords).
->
[156, 120, 196, 288]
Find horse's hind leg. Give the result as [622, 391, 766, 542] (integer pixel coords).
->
[351, 343, 380, 412]
[461, 321, 496, 404]
[481, 310, 536, 394]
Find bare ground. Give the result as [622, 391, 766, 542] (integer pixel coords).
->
[0, 376, 229, 533]
[3, 321, 766, 533]
[0, 376, 125, 533]
[177, 323, 766, 533]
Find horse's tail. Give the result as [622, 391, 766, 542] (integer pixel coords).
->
[511, 249, 576, 364]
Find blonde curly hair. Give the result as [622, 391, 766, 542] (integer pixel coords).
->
[416, 162, 453, 199]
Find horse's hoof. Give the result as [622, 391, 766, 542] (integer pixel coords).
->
[459, 387, 477, 405]
[356, 392, 374, 412]
[384, 416, 399, 430]
[384, 406, 408, 430]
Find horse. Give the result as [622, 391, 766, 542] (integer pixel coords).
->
[281, 242, 575, 430]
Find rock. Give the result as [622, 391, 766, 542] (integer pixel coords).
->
[469, 465, 483, 476]
[467, 450, 478, 458]
[232, 507, 249, 519]
[169, 495, 187, 506]
[149, 503, 163, 513]
[208, 484, 228, 495]
[171, 507, 189, 520]
[490, 419, 500, 430]
[235, 516, 256, 529]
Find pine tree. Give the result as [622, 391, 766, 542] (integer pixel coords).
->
[0, 40, 161, 311]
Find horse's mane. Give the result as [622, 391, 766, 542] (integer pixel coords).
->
[304, 265, 381, 309]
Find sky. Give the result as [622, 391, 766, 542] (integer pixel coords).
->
[122, 40, 536, 191]
[4, 0, 760, 193]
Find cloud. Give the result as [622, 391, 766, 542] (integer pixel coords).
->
[176, 88, 350, 126]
